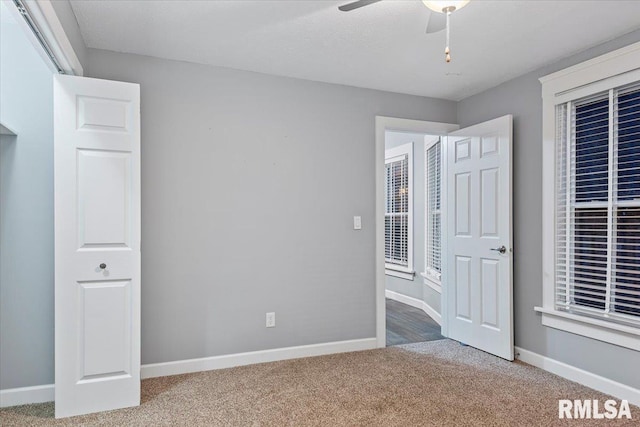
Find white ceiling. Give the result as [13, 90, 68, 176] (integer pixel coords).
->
[69, 0, 640, 101]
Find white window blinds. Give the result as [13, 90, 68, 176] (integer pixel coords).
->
[385, 155, 409, 266]
[555, 81, 640, 325]
[425, 140, 441, 280]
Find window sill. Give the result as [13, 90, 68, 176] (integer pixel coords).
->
[534, 306, 640, 352]
[420, 273, 442, 293]
[385, 265, 415, 281]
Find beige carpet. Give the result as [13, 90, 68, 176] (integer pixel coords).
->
[1, 340, 637, 426]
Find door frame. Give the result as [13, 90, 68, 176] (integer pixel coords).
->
[375, 116, 458, 348]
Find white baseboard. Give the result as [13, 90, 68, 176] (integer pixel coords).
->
[0, 384, 54, 408]
[385, 289, 423, 310]
[0, 338, 377, 407]
[515, 346, 640, 407]
[421, 301, 442, 326]
[4, 342, 636, 411]
[141, 337, 378, 379]
[385, 289, 442, 326]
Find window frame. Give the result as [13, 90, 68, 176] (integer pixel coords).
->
[384, 142, 414, 280]
[537, 41, 640, 351]
[421, 136, 443, 293]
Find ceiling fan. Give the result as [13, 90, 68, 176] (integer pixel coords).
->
[338, 0, 471, 62]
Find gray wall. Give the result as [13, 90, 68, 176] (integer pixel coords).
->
[0, 4, 55, 389]
[49, 0, 87, 73]
[3, 2, 638, 392]
[384, 131, 441, 314]
[85, 48, 457, 365]
[457, 29, 640, 389]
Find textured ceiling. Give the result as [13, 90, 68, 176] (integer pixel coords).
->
[70, 0, 640, 101]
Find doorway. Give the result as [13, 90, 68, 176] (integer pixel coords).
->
[383, 128, 447, 346]
[375, 117, 458, 348]
[0, 0, 57, 403]
[375, 115, 515, 361]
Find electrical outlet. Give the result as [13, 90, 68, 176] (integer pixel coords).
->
[266, 312, 275, 328]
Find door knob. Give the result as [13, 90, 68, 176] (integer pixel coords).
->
[490, 246, 507, 254]
[99, 263, 107, 269]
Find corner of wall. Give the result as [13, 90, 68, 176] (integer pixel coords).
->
[49, 0, 88, 74]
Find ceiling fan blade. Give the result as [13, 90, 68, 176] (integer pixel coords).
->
[338, 0, 384, 12]
[426, 12, 446, 33]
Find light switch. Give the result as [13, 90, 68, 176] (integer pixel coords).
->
[354, 216, 362, 230]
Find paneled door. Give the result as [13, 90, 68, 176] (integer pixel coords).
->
[54, 75, 141, 418]
[444, 115, 513, 360]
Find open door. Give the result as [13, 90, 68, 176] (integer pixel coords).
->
[443, 115, 513, 360]
[54, 75, 141, 417]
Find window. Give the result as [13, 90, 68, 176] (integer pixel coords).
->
[385, 143, 413, 279]
[538, 41, 640, 351]
[423, 138, 442, 290]
[556, 83, 640, 323]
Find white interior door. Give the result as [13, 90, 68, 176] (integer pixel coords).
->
[443, 115, 513, 360]
[54, 74, 141, 418]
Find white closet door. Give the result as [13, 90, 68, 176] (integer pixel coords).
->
[54, 74, 141, 418]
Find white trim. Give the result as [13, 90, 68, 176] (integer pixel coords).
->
[384, 143, 413, 160]
[0, 338, 376, 407]
[384, 153, 407, 165]
[515, 346, 640, 408]
[439, 134, 450, 337]
[0, 384, 54, 408]
[385, 268, 415, 281]
[385, 289, 442, 326]
[5, 342, 635, 409]
[421, 273, 442, 293]
[421, 300, 442, 326]
[553, 69, 640, 105]
[384, 152, 413, 165]
[541, 95, 556, 310]
[535, 307, 640, 351]
[540, 41, 640, 348]
[385, 289, 423, 310]
[540, 41, 640, 98]
[424, 135, 440, 151]
[10, 0, 84, 75]
[376, 116, 458, 348]
[140, 338, 377, 379]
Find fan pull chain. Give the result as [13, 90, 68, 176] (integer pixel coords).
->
[445, 10, 451, 63]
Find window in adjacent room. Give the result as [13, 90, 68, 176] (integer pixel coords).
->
[422, 137, 442, 292]
[385, 142, 414, 280]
